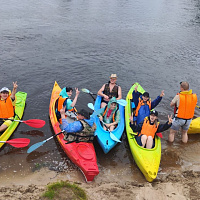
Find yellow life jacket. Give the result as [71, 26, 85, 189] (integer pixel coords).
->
[176, 91, 197, 119]
[139, 117, 159, 138]
[0, 95, 15, 118]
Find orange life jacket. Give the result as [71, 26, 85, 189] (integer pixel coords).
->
[138, 117, 159, 138]
[56, 96, 75, 112]
[102, 106, 117, 122]
[0, 96, 15, 118]
[176, 93, 197, 119]
[135, 98, 151, 117]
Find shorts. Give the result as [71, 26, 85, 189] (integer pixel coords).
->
[101, 99, 109, 104]
[171, 118, 192, 131]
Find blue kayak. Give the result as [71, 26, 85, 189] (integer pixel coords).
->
[94, 95, 125, 154]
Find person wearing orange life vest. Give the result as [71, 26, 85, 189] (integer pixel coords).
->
[55, 87, 80, 122]
[130, 110, 173, 149]
[132, 85, 165, 125]
[98, 97, 120, 131]
[168, 81, 198, 143]
[0, 81, 18, 132]
[98, 74, 122, 108]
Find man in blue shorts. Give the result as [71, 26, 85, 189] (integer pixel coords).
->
[168, 81, 197, 143]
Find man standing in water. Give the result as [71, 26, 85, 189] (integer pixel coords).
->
[168, 81, 197, 143]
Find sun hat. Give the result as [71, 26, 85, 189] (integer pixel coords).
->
[0, 87, 9, 93]
[78, 109, 90, 119]
[110, 74, 117, 79]
[150, 110, 158, 117]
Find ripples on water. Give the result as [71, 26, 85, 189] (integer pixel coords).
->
[0, 0, 200, 182]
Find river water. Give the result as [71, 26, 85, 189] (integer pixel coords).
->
[0, 0, 200, 184]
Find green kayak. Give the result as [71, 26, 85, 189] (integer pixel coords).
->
[0, 91, 27, 148]
[125, 83, 161, 182]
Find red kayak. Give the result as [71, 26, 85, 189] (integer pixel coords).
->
[49, 81, 99, 182]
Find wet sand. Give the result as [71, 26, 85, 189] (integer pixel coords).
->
[1, 132, 200, 200]
[0, 167, 200, 200]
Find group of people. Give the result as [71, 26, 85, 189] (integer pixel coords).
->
[0, 76, 198, 150]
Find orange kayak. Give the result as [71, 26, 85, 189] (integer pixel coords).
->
[49, 81, 99, 182]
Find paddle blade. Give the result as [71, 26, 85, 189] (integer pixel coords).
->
[23, 119, 46, 128]
[27, 140, 46, 153]
[90, 108, 104, 117]
[88, 103, 94, 110]
[117, 99, 127, 106]
[6, 138, 30, 148]
[81, 88, 90, 94]
[110, 132, 121, 143]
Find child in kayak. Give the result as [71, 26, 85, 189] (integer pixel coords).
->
[98, 97, 120, 131]
[98, 74, 122, 108]
[0, 81, 18, 132]
[130, 110, 172, 149]
[55, 87, 80, 122]
[132, 85, 165, 124]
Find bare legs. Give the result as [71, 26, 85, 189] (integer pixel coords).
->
[141, 135, 153, 149]
[0, 124, 8, 132]
[168, 129, 188, 143]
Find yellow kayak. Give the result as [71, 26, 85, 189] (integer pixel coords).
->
[188, 117, 200, 134]
[125, 83, 161, 182]
[0, 91, 27, 148]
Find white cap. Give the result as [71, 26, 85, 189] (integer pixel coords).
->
[0, 87, 9, 93]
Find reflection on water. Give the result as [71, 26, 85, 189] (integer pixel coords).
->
[0, 0, 200, 183]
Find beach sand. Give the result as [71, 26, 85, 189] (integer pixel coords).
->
[0, 167, 199, 200]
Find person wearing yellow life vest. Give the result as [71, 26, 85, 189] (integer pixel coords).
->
[130, 110, 173, 149]
[0, 81, 18, 132]
[168, 81, 198, 143]
[55, 87, 80, 122]
[98, 74, 122, 108]
[132, 85, 165, 125]
[98, 97, 120, 131]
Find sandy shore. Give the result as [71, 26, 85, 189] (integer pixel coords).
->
[0, 167, 199, 200]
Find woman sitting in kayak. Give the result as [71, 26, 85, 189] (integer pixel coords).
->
[130, 110, 172, 149]
[0, 81, 18, 132]
[98, 97, 120, 131]
[55, 87, 80, 122]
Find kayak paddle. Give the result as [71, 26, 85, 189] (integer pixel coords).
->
[116, 99, 127, 106]
[101, 121, 121, 143]
[87, 103, 104, 117]
[27, 130, 65, 153]
[81, 88, 96, 101]
[0, 138, 30, 148]
[0, 118, 46, 128]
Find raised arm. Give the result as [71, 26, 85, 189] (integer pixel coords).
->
[70, 88, 80, 108]
[11, 81, 18, 100]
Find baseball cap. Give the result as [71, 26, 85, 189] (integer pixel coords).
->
[0, 87, 9, 93]
[150, 110, 158, 116]
[78, 109, 90, 119]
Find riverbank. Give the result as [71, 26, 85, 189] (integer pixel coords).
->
[0, 167, 199, 200]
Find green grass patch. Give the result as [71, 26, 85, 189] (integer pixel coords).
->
[42, 180, 87, 200]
